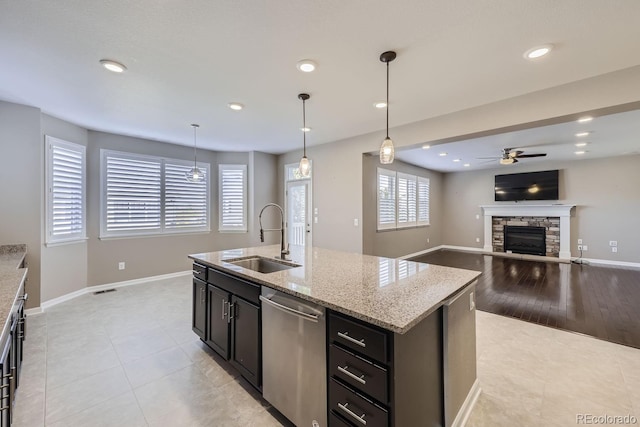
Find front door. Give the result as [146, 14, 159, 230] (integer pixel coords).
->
[286, 180, 311, 247]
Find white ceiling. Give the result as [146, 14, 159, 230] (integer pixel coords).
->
[1, 1, 640, 154]
[395, 108, 640, 172]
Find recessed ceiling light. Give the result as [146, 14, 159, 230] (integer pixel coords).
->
[575, 131, 590, 137]
[453, 158, 461, 162]
[300, 127, 311, 132]
[228, 102, 244, 111]
[575, 151, 586, 155]
[99, 59, 126, 73]
[575, 142, 588, 147]
[577, 116, 593, 123]
[524, 44, 553, 60]
[439, 152, 447, 157]
[464, 163, 470, 167]
[296, 59, 317, 73]
[422, 144, 431, 150]
[374, 101, 387, 109]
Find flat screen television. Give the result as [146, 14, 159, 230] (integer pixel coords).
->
[494, 170, 559, 201]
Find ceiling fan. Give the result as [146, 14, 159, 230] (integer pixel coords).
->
[478, 148, 547, 165]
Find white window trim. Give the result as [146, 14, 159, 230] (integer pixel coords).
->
[45, 136, 87, 245]
[100, 149, 210, 239]
[218, 164, 248, 232]
[377, 168, 430, 231]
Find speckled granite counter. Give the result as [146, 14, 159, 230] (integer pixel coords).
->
[190, 245, 480, 334]
[0, 244, 28, 340]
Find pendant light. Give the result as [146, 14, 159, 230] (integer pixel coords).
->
[379, 50, 397, 164]
[298, 93, 311, 177]
[185, 124, 204, 183]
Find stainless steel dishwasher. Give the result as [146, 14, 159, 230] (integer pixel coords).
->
[260, 286, 327, 427]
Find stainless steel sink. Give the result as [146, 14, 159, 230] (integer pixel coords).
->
[222, 256, 301, 274]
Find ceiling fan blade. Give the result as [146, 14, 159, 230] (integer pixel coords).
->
[476, 156, 502, 159]
[516, 153, 547, 158]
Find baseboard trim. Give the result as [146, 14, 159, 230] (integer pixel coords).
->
[25, 307, 43, 316]
[39, 270, 191, 311]
[451, 379, 481, 427]
[399, 245, 445, 260]
[578, 258, 640, 269]
[441, 245, 486, 253]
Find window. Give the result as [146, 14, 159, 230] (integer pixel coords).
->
[219, 164, 247, 232]
[100, 150, 209, 238]
[45, 136, 86, 244]
[377, 168, 429, 230]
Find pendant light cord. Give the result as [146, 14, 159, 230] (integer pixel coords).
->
[302, 98, 307, 157]
[192, 124, 199, 167]
[386, 60, 389, 139]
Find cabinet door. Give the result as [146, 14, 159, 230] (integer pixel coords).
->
[230, 296, 261, 389]
[0, 339, 10, 427]
[207, 285, 231, 360]
[192, 278, 207, 340]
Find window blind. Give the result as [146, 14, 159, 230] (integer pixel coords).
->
[104, 153, 162, 234]
[377, 168, 396, 230]
[165, 162, 208, 230]
[46, 137, 86, 243]
[219, 164, 247, 231]
[398, 173, 417, 225]
[418, 177, 430, 225]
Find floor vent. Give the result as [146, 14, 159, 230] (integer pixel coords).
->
[93, 288, 117, 295]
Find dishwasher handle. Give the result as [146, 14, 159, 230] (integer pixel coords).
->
[259, 295, 320, 322]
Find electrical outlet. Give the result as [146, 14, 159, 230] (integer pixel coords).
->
[118, 262, 125, 270]
[314, 216, 318, 224]
[475, 214, 480, 220]
[577, 239, 583, 244]
[475, 237, 480, 243]
[612, 247, 618, 253]
[426, 238, 430, 243]
[577, 245, 583, 251]
[582, 245, 588, 251]
[609, 241, 618, 247]
[353, 218, 359, 227]
[469, 292, 475, 311]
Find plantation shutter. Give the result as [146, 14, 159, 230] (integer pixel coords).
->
[103, 152, 162, 235]
[377, 168, 396, 230]
[219, 164, 247, 231]
[46, 136, 86, 243]
[165, 162, 209, 230]
[418, 177, 430, 225]
[397, 173, 417, 226]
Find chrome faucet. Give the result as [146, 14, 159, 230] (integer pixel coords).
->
[259, 203, 290, 260]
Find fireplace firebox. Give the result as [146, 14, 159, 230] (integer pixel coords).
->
[504, 226, 546, 256]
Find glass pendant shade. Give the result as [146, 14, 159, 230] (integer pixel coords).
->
[380, 137, 395, 164]
[185, 123, 204, 182]
[299, 156, 311, 177]
[186, 166, 204, 182]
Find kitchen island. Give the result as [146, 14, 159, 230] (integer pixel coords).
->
[189, 245, 481, 427]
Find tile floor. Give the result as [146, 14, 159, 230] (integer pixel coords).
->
[13, 276, 640, 426]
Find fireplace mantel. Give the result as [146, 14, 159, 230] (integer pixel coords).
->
[480, 204, 575, 260]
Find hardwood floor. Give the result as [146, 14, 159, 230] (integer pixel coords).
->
[411, 250, 640, 349]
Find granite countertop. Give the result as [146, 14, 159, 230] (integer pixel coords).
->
[190, 245, 481, 334]
[0, 244, 28, 341]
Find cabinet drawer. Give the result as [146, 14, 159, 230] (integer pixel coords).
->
[329, 312, 389, 363]
[329, 378, 389, 427]
[330, 344, 388, 404]
[208, 268, 260, 305]
[193, 263, 207, 281]
[329, 410, 354, 427]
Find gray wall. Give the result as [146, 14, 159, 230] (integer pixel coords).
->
[276, 66, 640, 256]
[441, 156, 640, 262]
[0, 101, 42, 309]
[86, 131, 279, 287]
[362, 154, 444, 258]
[40, 114, 89, 302]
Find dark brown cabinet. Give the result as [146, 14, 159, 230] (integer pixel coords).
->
[192, 277, 207, 340]
[206, 284, 231, 359]
[191, 263, 262, 390]
[0, 338, 11, 427]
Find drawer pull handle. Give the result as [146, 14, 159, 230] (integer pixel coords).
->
[337, 402, 367, 425]
[337, 331, 366, 347]
[337, 365, 366, 385]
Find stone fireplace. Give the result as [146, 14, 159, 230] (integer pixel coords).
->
[481, 204, 575, 261]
